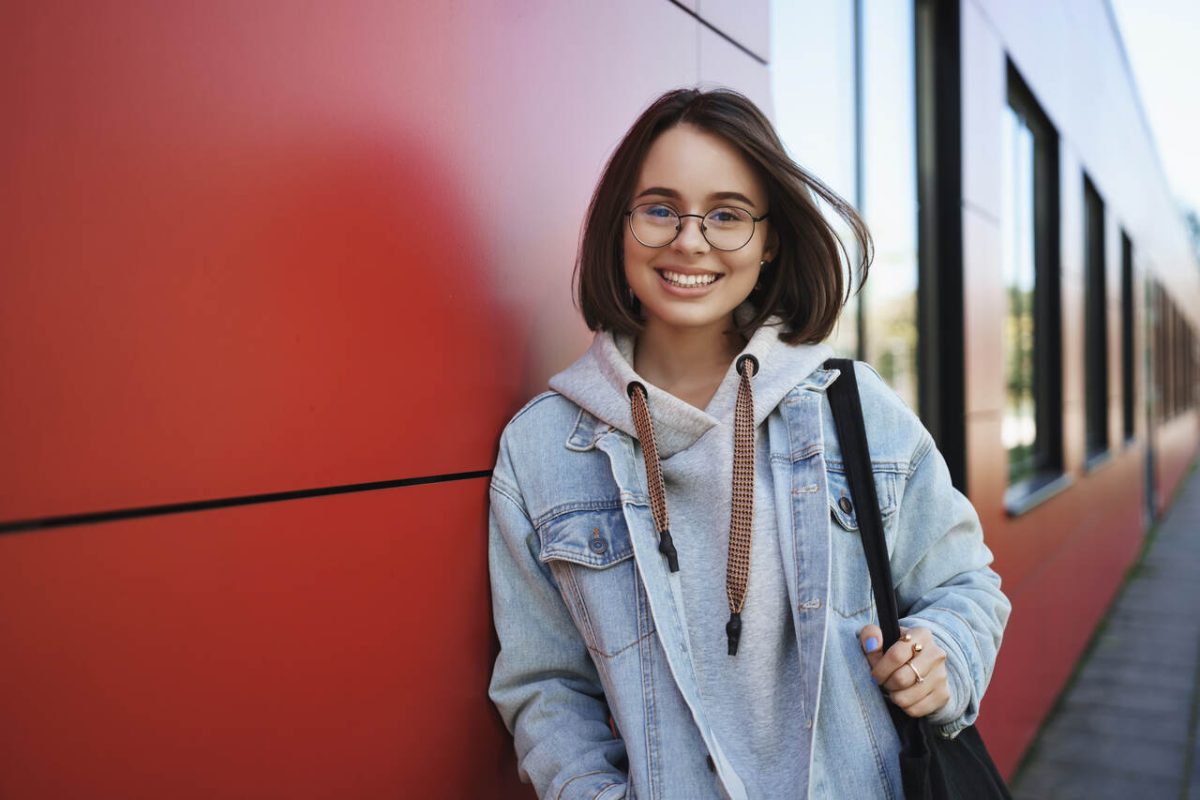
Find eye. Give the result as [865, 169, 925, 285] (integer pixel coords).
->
[706, 207, 751, 226]
[641, 203, 675, 219]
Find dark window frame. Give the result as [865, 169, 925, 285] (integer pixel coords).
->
[1004, 63, 1067, 515]
[1120, 231, 1135, 442]
[1083, 174, 1110, 465]
[915, 0, 966, 491]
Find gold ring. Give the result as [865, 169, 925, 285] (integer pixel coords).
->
[912, 642, 924, 657]
[906, 661, 925, 684]
[902, 632, 913, 643]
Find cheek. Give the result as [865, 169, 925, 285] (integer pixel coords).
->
[622, 235, 646, 281]
[732, 256, 763, 284]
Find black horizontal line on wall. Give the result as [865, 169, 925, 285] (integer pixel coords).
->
[666, 0, 768, 66]
[0, 469, 493, 535]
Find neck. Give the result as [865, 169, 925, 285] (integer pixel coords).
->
[633, 316, 745, 407]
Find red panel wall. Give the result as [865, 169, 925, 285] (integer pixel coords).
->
[0, 0, 705, 521]
[0, 2, 764, 797]
[0, 481, 530, 799]
[4, 0, 1192, 793]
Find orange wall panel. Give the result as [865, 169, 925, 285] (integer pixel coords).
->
[0, 480, 530, 799]
[0, 0, 702, 522]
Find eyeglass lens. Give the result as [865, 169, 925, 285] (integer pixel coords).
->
[628, 203, 756, 251]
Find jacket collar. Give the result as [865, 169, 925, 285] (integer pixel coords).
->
[562, 365, 841, 451]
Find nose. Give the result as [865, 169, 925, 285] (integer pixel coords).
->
[672, 214, 710, 253]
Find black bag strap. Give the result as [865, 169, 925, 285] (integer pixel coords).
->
[824, 358, 903, 650]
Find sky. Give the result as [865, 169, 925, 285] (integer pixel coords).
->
[1109, 0, 1200, 217]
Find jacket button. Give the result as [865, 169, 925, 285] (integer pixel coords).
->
[589, 538, 607, 554]
[838, 496, 853, 514]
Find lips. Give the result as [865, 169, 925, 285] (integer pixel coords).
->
[656, 269, 721, 288]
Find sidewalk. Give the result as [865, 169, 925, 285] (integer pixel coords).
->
[1012, 461, 1200, 799]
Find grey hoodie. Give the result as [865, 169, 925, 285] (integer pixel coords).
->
[550, 316, 832, 798]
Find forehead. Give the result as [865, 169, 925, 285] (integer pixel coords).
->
[635, 123, 765, 204]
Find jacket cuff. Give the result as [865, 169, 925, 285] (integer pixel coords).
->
[903, 616, 975, 732]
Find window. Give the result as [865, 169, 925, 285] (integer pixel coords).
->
[1155, 289, 1199, 420]
[1002, 65, 1064, 510]
[1120, 232, 1135, 441]
[860, 0, 919, 411]
[772, 0, 918, 411]
[1083, 175, 1109, 462]
[770, 1, 860, 359]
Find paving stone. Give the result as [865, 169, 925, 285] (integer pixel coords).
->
[1030, 731, 1187, 781]
[1090, 623, 1200, 664]
[1075, 653, 1199, 693]
[1014, 759, 1177, 800]
[1116, 588, 1200, 616]
[1038, 703, 1191, 746]
[1063, 679, 1193, 717]
[1086, 636, 1200, 670]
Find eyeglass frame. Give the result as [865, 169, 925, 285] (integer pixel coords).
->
[623, 202, 770, 252]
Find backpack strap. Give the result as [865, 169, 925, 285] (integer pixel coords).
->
[823, 358, 903, 650]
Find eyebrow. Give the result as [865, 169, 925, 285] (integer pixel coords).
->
[633, 186, 759, 209]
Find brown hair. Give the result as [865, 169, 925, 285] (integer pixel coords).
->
[574, 87, 872, 345]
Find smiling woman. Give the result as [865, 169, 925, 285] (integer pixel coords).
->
[487, 88, 1011, 800]
[620, 125, 776, 406]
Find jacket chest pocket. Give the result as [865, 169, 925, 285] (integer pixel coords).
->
[537, 507, 655, 659]
[826, 470, 899, 618]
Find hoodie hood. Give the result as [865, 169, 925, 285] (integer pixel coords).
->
[549, 313, 832, 458]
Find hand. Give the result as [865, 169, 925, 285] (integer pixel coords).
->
[859, 624, 950, 718]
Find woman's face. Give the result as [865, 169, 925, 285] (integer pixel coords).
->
[623, 123, 775, 337]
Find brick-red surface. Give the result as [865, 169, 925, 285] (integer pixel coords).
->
[979, 452, 1146, 773]
[0, 479, 532, 799]
[0, 0, 706, 522]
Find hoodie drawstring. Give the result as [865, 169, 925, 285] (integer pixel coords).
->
[725, 353, 757, 655]
[627, 380, 679, 572]
[626, 352, 758, 655]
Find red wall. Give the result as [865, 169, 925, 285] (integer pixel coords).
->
[3, 2, 1196, 795]
[0, 481, 530, 798]
[0, 2, 765, 797]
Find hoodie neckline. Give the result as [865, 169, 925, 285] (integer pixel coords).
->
[549, 312, 834, 459]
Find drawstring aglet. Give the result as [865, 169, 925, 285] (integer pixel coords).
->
[658, 528, 679, 572]
[726, 611, 742, 655]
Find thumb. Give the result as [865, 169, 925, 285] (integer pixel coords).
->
[859, 624, 884, 667]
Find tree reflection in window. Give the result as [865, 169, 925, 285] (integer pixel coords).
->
[1002, 107, 1038, 485]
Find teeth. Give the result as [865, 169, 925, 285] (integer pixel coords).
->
[660, 270, 718, 287]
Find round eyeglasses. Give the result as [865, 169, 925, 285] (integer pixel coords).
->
[625, 203, 768, 252]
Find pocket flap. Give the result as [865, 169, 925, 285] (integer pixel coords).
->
[827, 470, 897, 531]
[537, 506, 634, 568]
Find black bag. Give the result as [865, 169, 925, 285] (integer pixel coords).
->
[824, 358, 1011, 800]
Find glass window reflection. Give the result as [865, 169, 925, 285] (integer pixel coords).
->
[1001, 107, 1038, 485]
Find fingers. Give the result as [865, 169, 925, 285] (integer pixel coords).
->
[858, 624, 885, 670]
[869, 628, 944, 690]
[861, 627, 951, 718]
[887, 662, 950, 717]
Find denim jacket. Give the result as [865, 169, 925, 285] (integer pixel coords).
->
[488, 354, 1010, 800]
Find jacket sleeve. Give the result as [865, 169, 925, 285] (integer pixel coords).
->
[890, 431, 1012, 737]
[487, 432, 630, 800]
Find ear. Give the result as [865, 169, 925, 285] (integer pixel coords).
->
[762, 229, 780, 264]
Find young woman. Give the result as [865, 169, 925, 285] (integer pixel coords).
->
[488, 88, 1010, 800]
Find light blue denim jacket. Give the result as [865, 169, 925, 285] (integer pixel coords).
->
[488, 341, 1010, 800]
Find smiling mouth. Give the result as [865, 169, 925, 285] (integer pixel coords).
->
[656, 269, 721, 288]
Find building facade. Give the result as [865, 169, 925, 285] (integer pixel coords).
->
[1, 1, 1197, 796]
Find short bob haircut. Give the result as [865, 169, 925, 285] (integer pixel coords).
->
[575, 87, 872, 346]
